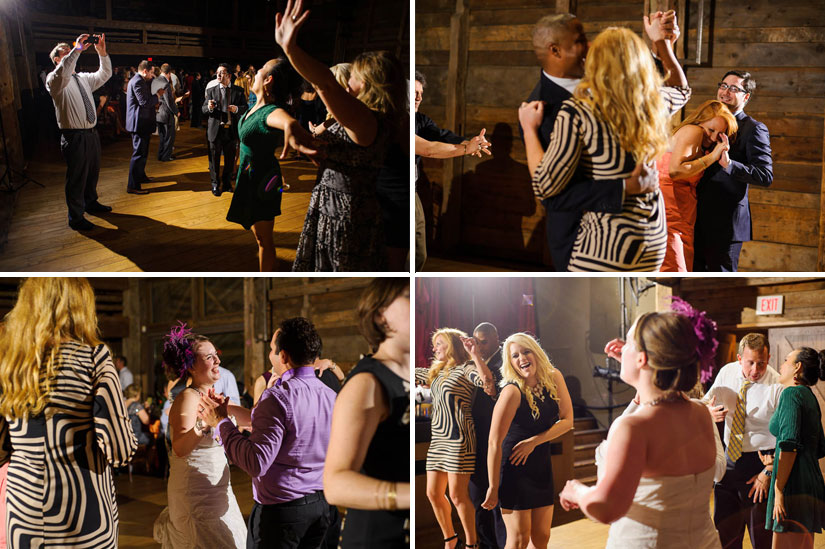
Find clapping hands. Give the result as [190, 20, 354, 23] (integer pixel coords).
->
[197, 388, 229, 429]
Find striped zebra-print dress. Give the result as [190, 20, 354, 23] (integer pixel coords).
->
[3, 342, 137, 548]
[415, 363, 484, 473]
[533, 85, 691, 271]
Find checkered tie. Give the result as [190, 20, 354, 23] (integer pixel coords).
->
[727, 380, 753, 462]
[73, 74, 95, 123]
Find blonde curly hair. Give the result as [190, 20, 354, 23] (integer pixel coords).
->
[427, 328, 471, 385]
[500, 333, 559, 419]
[0, 278, 101, 419]
[573, 27, 670, 164]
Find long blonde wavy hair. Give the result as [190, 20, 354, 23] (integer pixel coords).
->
[500, 333, 559, 419]
[0, 278, 101, 419]
[574, 27, 670, 164]
[428, 328, 471, 385]
[672, 99, 738, 139]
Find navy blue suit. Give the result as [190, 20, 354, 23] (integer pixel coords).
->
[520, 72, 624, 271]
[125, 73, 159, 190]
[694, 110, 773, 271]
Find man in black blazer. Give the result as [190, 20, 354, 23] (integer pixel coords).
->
[126, 60, 165, 195]
[202, 63, 248, 196]
[694, 71, 773, 272]
[520, 13, 662, 271]
[522, 16, 624, 271]
[155, 63, 179, 162]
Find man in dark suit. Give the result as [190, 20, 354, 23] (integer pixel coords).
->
[468, 322, 505, 549]
[520, 13, 665, 271]
[203, 63, 248, 196]
[126, 60, 164, 194]
[156, 63, 179, 162]
[694, 71, 773, 272]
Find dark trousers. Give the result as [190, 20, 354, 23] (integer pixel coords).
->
[157, 120, 175, 161]
[190, 100, 203, 128]
[713, 451, 772, 549]
[469, 429, 506, 548]
[59, 128, 100, 223]
[693, 236, 743, 272]
[128, 130, 151, 190]
[246, 492, 331, 549]
[208, 128, 237, 189]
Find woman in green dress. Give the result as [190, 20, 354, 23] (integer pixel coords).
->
[226, 57, 318, 271]
[767, 346, 825, 549]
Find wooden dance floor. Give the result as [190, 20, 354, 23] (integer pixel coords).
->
[0, 126, 319, 271]
[116, 467, 253, 548]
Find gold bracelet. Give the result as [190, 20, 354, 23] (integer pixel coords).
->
[387, 481, 397, 511]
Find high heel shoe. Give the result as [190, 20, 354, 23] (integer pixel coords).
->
[444, 534, 460, 548]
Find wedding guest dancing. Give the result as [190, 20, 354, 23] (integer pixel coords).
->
[276, 0, 407, 272]
[766, 347, 825, 549]
[0, 278, 137, 547]
[203, 63, 248, 196]
[694, 71, 773, 272]
[46, 33, 113, 230]
[520, 14, 660, 271]
[704, 333, 781, 549]
[325, 278, 411, 547]
[659, 100, 737, 271]
[482, 333, 573, 549]
[199, 318, 336, 549]
[224, 57, 318, 272]
[126, 60, 165, 195]
[559, 303, 722, 548]
[521, 18, 690, 271]
[153, 323, 247, 548]
[415, 329, 495, 549]
[468, 323, 506, 549]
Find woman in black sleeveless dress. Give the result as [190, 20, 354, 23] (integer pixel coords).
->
[483, 333, 574, 548]
[325, 278, 410, 547]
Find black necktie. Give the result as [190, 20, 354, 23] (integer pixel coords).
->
[73, 74, 95, 123]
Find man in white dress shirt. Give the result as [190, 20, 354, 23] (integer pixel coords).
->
[46, 33, 112, 231]
[705, 333, 782, 549]
[115, 355, 134, 390]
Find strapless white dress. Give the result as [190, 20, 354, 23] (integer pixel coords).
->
[153, 428, 247, 548]
[595, 440, 722, 549]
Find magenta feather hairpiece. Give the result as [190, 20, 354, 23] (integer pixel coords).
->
[163, 321, 195, 379]
[670, 296, 718, 383]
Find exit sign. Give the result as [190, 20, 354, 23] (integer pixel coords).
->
[756, 295, 784, 315]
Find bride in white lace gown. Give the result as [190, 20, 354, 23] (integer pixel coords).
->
[560, 309, 722, 549]
[153, 326, 247, 548]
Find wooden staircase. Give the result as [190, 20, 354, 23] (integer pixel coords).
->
[573, 416, 608, 486]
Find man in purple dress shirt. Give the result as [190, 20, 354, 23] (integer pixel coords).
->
[203, 317, 336, 549]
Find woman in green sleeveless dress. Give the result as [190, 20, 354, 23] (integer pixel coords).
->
[226, 57, 317, 271]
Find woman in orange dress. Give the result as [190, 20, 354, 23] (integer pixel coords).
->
[659, 100, 737, 271]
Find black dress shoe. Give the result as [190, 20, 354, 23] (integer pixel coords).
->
[127, 188, 150, 195]
[221, 184, 233, 193]
[69, 218, 96, 231]
[212, 186, 222, 197]
[86, 201, 113, 213]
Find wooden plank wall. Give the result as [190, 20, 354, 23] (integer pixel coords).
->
[416, 0, 825, 270]
[675, 277, 825, 367]
[268, 278, 374, 375]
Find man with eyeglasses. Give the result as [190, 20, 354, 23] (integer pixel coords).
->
[693, 71, 773, 272]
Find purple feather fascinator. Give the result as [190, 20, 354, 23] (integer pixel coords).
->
[163, 321, 196, 379]
[670, 296, 718, 383]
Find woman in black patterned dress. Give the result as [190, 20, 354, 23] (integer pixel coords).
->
[415, 330, 495, 549]
[325, 278, 410, 548]
[276, 1, 407, 272]
[482, 333, 573, 549]
[521, 20, 691, 271]
[0, 278, 137, 548]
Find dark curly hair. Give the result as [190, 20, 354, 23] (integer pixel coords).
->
[275, 317, 322, 367]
